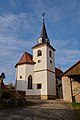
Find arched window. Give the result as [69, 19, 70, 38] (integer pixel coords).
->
[28, 75, 32, 89]
[49, 50, 52, 58]
[37, 50, 42, 57]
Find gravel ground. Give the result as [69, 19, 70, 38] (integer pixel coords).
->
[0, 100, 77, 120]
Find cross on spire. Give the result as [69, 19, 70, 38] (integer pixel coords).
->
[42, 12, 45, 19]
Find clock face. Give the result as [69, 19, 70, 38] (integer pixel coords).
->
[38, 38, 42, 43]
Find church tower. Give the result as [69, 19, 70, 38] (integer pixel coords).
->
[32, 14, 56, 99]
[16, 14, 56, 100]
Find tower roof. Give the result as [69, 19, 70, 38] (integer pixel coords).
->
[33, 13, 55, 51]
[40, 13, 48, 40]
[39, 13, 50, 44]
[15, 52, 35, 67]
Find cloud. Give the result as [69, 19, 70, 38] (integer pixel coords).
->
[0, 34, 34, 81]
[0, 0, 80, 83]
[53, 40, 80, 71]
[10, 0, 17, 8]
[0, 12, 37, 84]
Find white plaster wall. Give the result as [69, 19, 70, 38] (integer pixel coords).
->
[16, 65, 27, 91]
[16, 80, 26, 91]
[17, 64, 27, 80]
[33, 71, 47, 95]
[26, 64, 34, 79]
[16, 64, 34, 93]
[33, 46, 55, 72]
[47, 47, 55, 72]
[33, 46, 47, 71]
[47, 71, 56, 95]
[33, 44, 55, 96]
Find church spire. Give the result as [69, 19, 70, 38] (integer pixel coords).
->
[38, 13, 50, 44]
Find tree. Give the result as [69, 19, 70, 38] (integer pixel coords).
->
[1, 72, 5, 79]
[0, 72, 5, 90]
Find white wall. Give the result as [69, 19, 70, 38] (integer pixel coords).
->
[33, 46, 47, 71]
[16, 64, 27, 91]
[47, 71, 56, 95]
[33, 44, 56, 97]
[17, 64, 27, 80]
[16, 64, 34, 93]
[47, 47, 55, 72]
[33, 71, 47, 95]
[33, 45, 55, 72]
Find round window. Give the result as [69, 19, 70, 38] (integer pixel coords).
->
[38, 60, 41, 63]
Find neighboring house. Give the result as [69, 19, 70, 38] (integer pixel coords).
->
[15, 15, 56, 100]
[62, 60, 80, 102]
[55, 67, 63, 98]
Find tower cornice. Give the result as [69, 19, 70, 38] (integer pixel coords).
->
[32, 43, 56, 51]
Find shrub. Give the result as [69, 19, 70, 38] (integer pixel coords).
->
[1, 90, 10, 99]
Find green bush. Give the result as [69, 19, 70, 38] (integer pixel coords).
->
[1, 90, 10, 99]
[0, 90, 26, 108]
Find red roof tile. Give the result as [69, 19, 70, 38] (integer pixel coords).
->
[15, 52, 35, 67]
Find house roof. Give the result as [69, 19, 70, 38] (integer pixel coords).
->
[55, 67, 63, 76]
[55, 67, 63, 79]
[61, 60, 80, 77]
[15, 52, 35, 67]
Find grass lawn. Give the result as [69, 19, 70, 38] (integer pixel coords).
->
[71, 103, 80, 120]
[71, 102, 80, 109]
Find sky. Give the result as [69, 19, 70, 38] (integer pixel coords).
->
[0, 0, 80, 84]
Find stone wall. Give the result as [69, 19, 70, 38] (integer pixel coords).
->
[72, 79, 80, 102]
[26, 95, 56, 100]
[62, 76, 72, 102]
[62, 76, 80, 102]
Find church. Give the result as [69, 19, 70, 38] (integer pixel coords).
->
[15, 14, 56, 100]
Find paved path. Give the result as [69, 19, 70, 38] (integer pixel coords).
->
[0, 100, 77, 120]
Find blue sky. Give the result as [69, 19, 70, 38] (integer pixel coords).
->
[0, 0, 80, 84]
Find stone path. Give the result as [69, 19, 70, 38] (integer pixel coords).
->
[0, 99, 77, 120]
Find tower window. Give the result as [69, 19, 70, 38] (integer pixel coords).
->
[20, 75, 22, 79]
[37, 50, 42, 57]
[50, 60, 52, 63]
[49, 50, 52, 58]
[28, 75, 32, 89]
[37, 84, 42, 89]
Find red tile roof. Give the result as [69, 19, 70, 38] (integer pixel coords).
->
[15, 52, 35, 67]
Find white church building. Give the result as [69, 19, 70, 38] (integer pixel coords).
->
[15, 14, 56, 100]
